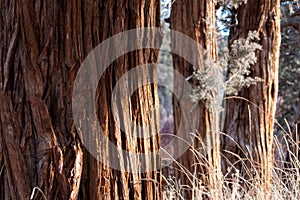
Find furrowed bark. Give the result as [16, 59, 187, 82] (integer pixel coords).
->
[222, 0, 281, 198]
[170, 0, 220, 199]
[0, 0, 161, 199]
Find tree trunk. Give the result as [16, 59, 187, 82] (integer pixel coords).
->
[221, 0, 281, 197]
[170, 0, 220, 198]
[0, 0, 161, 199]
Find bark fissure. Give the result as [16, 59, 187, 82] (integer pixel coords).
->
[1, 0, 161, 199]
[222, 0, 281, 197]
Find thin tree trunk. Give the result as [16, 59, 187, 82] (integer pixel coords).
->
[0, 0, 161, 199]
[222, 0, 281, 197]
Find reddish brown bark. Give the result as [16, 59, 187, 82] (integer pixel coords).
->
[170, 0, 219, 198]
[221, 0, 281, 197]
[0, 0, 161, 199]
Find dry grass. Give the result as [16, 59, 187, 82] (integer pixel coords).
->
[162, 124, 300, 200]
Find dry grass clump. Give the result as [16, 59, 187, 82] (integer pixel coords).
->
[162, 126, 300, 200]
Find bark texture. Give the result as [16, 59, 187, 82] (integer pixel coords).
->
[170, 0, 219, 198]
[0, 0, 161, 199]
[222, 0, 281, 197]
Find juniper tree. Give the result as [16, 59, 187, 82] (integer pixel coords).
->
[170, 0, 221, 199]
[0, 1, 162, 199]
[221, 1, 281, 198]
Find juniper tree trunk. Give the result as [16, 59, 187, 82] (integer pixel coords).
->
[221, 0, 281, 197]
[170, 0, 220, 198]
[0, 0, 161, 199]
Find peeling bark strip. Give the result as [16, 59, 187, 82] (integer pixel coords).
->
[222, 0, 281, 198]
[1, 0, 161, 200]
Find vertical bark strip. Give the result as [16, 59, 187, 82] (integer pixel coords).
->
[170, 0, 219, 199]
[0, 0, 161, 199]
[222, 0, 281, 197]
